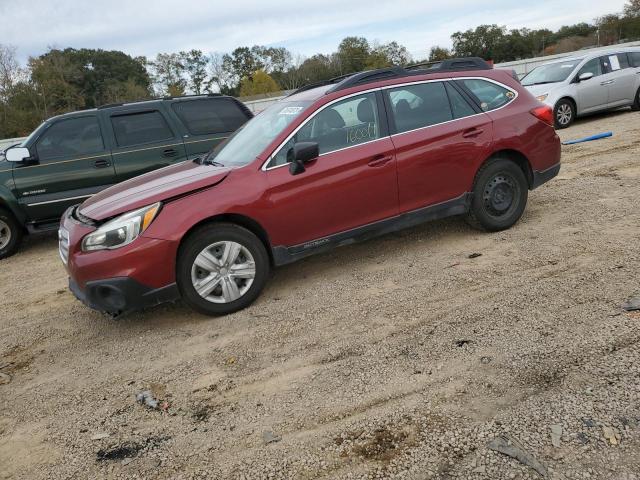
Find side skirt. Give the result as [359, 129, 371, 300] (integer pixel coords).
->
[272, 193, 471, 266]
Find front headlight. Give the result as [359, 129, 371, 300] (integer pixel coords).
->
[82, 202, 161, 252]
[536, 94, 548, 102]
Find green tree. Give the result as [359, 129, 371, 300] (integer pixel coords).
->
[367, 41, 411, 68]
[150, 53, 186, 96]
[336, 36, 370, 73]
[428, 46, 453, 62]
[238, 69, 280, 97]
[180, 49, 210, 94]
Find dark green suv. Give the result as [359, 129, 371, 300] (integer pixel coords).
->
[0, 94, 252, 258]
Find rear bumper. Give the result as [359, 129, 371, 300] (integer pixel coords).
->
[531, 162, 560, 189]
[69, 276, 179, 316]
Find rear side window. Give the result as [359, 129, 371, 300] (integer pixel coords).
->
[387, 82, 453, 134]
[445, 83, 477, 119]
[456, 79, 515, 111]
[629, 51, 640, 68]
[172, 98, 249, 136]
[36, 116, 104, 161]
[111, 111, 174, 147]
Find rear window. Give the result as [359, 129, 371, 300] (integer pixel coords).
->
[172, 98, 249, 136]
[111, 111, 174, 147]
[456, 79, 515, 111]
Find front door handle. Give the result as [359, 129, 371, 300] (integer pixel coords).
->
[163, 148, 178, 158]
[93, 159, 111, 168]
[462, 128, 484, 138]
[367, 154, 392, 167]
[600, 80, 614, 86]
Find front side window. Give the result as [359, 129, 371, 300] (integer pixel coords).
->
[456, 79, 515, 112]
[629, 51, 640, 68]
[577, 58, 603, 78]
[36, 116, 104, 161]
[387, 82, 452, 134]
[110, 111, 174, 148]
[268, 93, 380, 168]
[172, 98, 248, 136]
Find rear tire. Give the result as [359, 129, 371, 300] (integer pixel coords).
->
[554, 99, 575, 129]
[632, 88, 640, 111]
[176, 223, 270, 316]
[466, 158, 529, 232]
[0, 208, 22, 260]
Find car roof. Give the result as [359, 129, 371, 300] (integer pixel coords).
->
[47, 94, 231, 122]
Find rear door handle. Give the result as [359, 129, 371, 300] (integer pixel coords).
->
[367, 154, 393, 167]
[163, 148, 178, 158]
[462, 128, 484, 138]
[93, 159, 111, 168]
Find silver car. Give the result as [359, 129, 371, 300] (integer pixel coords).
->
[522, 48, 640, 128]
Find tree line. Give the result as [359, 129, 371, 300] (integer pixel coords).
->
[1, 0, 638, 139]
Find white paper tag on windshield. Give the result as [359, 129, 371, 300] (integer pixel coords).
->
[609, 55, 621, 71]
[279, 106, 303, 115]
[560, 64, 574, 68]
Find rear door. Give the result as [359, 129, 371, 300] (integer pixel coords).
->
[575, 57, 609, 113]
[603, 53, 637, 106]
[105, 105, 188, 183]
[170, 97, 251, 159]
[12, 114, 115, 222]
[385, 79, 493, 212]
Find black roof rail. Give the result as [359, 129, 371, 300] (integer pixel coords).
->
[287, 73, 355, 97]
[162, 93, 223, 100]
[322, 57, 492, 95]
[97, 102, 125, 110]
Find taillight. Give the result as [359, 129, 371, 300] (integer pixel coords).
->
[530, 105, 554, 127]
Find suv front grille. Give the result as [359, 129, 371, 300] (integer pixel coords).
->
[58, 227, 69, 265]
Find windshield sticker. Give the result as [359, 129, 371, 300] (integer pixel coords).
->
[560, 64, 575, 68]
[279, 106, 303, 115]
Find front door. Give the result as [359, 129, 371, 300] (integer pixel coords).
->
[576, 57, 609, 113]
[13, 114, 115, 222]
[384, 80, 494, 212]
[105, 106, 188, 183]
[264, 91, 399, 247]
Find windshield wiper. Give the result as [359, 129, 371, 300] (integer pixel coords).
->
[524, 81, 559, 86]
[203, 159, 224, 167]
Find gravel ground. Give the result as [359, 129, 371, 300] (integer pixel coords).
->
[1, 109, 639, 480]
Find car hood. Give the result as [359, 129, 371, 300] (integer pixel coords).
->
[524, 83, 563, 97]
[79, 160, 232, 221]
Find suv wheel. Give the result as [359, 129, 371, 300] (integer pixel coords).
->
[554, 99, 575, 129]
[632, 87, 640, 111]
[466, 158, 529, 232]
[177, 223, 270, 316]
[0, 208, 22, 260]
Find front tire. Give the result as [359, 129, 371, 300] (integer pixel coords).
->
[177, 223, 270, 316]
[554, 99, 575, 129]
[631, 87, 640, 111]
[466, 158, 529, 232]
[0, 208, 22, 260]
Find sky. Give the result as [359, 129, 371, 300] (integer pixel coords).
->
[0, 0, 629, 63]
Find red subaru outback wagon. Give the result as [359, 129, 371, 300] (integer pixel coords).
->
[59, 58, 561, 316]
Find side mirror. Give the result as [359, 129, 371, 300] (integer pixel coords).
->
[289, 142, 319, 176]
[5, 146, 31, 163]
[578, 72, 594, 82]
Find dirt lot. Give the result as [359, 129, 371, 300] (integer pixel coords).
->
[1, 110, 640, 480]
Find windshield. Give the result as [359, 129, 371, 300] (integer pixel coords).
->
[522, 60, 580, 86]
[208, 100, 311, 167]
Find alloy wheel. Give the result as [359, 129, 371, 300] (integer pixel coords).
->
[0, 219, 11, 250]
[190, 241, 256, 304]
[556, 103, 572, 126]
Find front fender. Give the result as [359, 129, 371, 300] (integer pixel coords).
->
[0, 184, 26, 224]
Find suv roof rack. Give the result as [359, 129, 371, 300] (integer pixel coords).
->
[162, 93, 223, 100]
[303, 57, 492, 95]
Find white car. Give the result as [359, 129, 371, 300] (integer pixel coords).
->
[522, 48, 640, 128]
